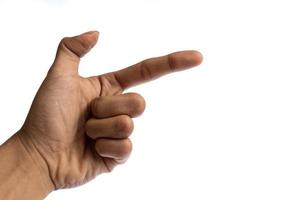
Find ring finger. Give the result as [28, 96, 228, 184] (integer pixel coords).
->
[85, 115, 134, 139]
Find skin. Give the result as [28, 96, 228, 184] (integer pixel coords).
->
[0, 31, 203, 199]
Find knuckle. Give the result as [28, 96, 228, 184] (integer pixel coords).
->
[130, 93, 146, 115]
[167, 54, 177, 71]
[103, 158, 117, 173]
[139, 60, 152, 80]
[85, 119, 96, 138]
[91, 98, 102, 116]
[58, 37, 82, 59]
[85, 120, 92, 133]
[94, 140, 103, 154]
[115, 115, 134, 137]
[58, 37, 69, 50]
[118, 139, 132, 157]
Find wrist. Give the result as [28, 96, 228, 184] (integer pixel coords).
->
[0, 132, 54, 199]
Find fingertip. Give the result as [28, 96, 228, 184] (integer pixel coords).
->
[89, 31, 100, 40]
[190, 50, 203, 66]
[170, 50, 203, 71]
[81, 30, 99, 37]
[127, 93, 146, 117]
[80, 30, 99, 49]
[182, 50, 203, 67]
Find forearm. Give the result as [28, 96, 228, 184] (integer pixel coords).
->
[0, 133, 53, 200]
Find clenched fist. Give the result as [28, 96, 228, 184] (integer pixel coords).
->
[0, 31, 202, 199]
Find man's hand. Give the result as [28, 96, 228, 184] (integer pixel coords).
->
[0, 31, 202, 197]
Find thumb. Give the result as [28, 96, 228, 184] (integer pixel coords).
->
[49, 31, 99, 76]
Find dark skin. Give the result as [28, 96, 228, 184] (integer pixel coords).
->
[0, 31, 203, 199]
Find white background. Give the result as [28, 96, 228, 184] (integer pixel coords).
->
[1, 0, 300, 199]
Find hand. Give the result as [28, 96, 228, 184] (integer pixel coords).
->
[2, 31, 202, 195]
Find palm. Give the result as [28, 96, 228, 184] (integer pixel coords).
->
[19, 31, 202, 189]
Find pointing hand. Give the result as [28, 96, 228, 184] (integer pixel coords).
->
[13, 31, 202, 191]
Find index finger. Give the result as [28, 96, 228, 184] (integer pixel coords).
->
[113, 50, 203, 90]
